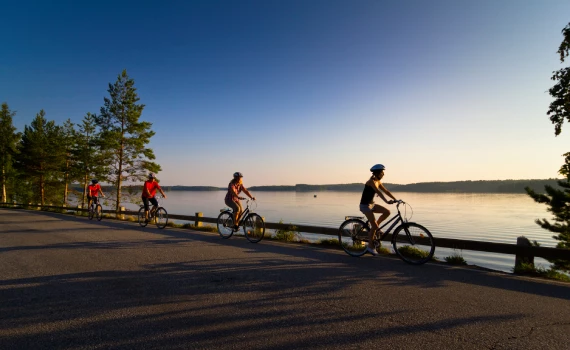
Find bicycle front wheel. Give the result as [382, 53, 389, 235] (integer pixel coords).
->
[217, 211, 234, 239]
[155, 207, 168, 229]
[392, 223, 435, 265]
[138, 207, 148, 227]
[338, 219, 370, 257]
[96, 204, 103, 221]
[88, 206, 94, 220]
[244, 213, 265, 243]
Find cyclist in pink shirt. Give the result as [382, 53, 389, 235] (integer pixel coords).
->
[224, 172, 255, 229]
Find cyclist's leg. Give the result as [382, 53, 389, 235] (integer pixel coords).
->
[372, 204, 390, 227]
[360, 204, 378, 246]
[87, 196, 93, 211]
[142, 196, 150, 220]
[149, 197, 159, 219]
[225, 198, 241, 227]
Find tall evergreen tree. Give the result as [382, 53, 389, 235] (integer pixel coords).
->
[96, 70, 160, 211]
[526, 22, 570, 271]
[15, 110, 62, 205]
[0, 102, 21, 202]
[72, 112, 108, 207]
[60, 119, 76, 205]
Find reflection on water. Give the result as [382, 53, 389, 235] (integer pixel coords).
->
[98, 191, 556, 273]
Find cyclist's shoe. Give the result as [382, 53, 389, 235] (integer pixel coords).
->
[366, 246, 379, 256]
[233, 225, 239, 230]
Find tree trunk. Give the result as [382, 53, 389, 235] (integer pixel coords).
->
[82, 173, 88, 208]
[63, 159, 69, 205]
[40, 174, 45, 206]
[1, 165, 6, 203]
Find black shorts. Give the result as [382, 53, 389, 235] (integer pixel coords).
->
[142, 196, 158, 211]
[87, 196, 99, 205]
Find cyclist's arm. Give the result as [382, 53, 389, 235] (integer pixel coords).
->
[98, 188, 105, 197]
[378, 182, 397, 202]
[158, 186, 167, 199]
[242, 187, 255, 200]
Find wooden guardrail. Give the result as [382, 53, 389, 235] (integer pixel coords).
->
[1, 202, 569, 263]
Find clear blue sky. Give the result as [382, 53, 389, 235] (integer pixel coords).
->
[2, 0, 569, 186]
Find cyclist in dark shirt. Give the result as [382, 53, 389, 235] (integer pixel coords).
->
[360, 164, 398, 256]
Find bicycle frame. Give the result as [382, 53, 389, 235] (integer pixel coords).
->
[366, 202, 408, 241]
[222, 200, 253, 226]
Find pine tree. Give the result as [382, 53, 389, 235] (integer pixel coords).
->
[0, 102, 21, 202]
[526, 23, 570, 271]
[60, 119, 76, 205]
[15, 110, 62, 205]
[72, 112, 108, 207]
[96, 70, 161, 212]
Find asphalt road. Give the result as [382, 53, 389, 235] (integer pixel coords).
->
[1, 208, 569, 349]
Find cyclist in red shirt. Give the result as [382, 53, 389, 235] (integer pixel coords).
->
[142, 173, 167, 222]
[87, 179, 105, 211]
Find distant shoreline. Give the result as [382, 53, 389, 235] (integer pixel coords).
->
[158, 179, 562, 194]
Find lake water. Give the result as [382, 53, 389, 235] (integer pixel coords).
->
[113, 191, 556, 273]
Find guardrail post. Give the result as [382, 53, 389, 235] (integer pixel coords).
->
[515, 236, 534, 268]
[195, 212, 203, 227]
[120, 207, 125, 220]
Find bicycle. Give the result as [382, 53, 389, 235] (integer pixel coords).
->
[338, 200, 435, 264]
[217, 199, 265, 243]
[138, 196, 168, 229]
[88, 197, 103, 221]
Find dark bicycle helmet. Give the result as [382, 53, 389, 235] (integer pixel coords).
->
[233, 172, 243, 178]
[370, 164, 385, 172]
[91, 179, 98, 184]
[148, 172, 155, 179]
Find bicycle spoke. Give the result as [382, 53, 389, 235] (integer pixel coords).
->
[392, 223, 435, 265]
[338, 219, 369, 257]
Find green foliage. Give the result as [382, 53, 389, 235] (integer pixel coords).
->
[71, 112, 109, 207]
[15, 110, 65, 205]
[513, 263, 570, 282]
[96, 70, 161, 211]
[526, 23, 570, 273]
[273, 220, 300, 241]
[0, 102, 21, 203]
[318, 238, 339, 246]
[445, 252, 468, 265]
[397, 246, 431, 260]
[549, 23, 570, 136]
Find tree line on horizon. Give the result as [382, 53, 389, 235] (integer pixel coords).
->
[0, 70, 160, 212]
[155, 179, 561, 193]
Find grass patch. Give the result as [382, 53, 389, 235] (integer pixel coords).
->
[397, 246, 432, 260]
[513, 263, 570, 282]
[181, 223, 218, 233]
[273, 220, 300, 242]
[445, 252, 468, 265]
[318, 238, 339, 246]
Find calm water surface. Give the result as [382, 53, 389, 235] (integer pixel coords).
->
[117, 191, 555, 273]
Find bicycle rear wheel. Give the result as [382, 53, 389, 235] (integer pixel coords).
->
[88, 205, 94, 220]
[217, 211, 234, 239]
[96, 204, 103, 221]
[243, 213, 265, 243]
[138, 207, 148, 227]
[155, 207, 168, 229]
[392, 223, 435, 265]
[338, 219, 370, 257]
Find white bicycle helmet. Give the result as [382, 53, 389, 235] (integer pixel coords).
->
[370, 164, 385, 172]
